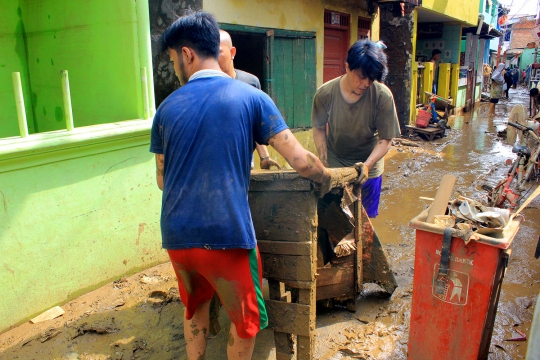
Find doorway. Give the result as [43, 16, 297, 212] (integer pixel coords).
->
[225, 32, 265, 89]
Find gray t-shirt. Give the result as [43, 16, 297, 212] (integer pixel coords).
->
[235, 69, 261, 89]
[234, 69, 262, 168]
[312, 77, 401, 178]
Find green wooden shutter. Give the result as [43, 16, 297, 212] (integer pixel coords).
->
[270, 35, 316, 129]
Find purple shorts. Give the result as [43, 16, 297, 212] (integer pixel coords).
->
[361, 175, 382, 218]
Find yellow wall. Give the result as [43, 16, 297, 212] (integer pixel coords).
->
[252, 129, 315, 170]
[437, 63, 452, 99]
[204, 0, 374, 87]
[420, 0, 481, 26]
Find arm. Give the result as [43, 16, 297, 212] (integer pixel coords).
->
[313, 125, 329, 166]
[255, 143, 281, 169]
[268, 129, 329, 184]
[155, 154, 164, 191]
[364, 139, 393, 171]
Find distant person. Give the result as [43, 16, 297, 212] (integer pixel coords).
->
[218, 29, 280, 170]
[429, 49, 442, 93]
[512, 67, 519, 89]
[503, 68, 513, 98]
[428, 49, 441, 63]
[482, 63, 492, 93]
[530, 88, 539, 119]
[489, 63, 505, 116]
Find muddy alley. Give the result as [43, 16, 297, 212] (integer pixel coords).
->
[0, 85, 539, 360]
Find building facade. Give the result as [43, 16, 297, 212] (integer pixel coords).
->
[0, 0, 379, 333]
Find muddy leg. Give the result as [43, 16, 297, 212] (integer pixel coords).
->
[489, 103, 496, 116]
[227, 322, 256, 360]
[208, 293, 221, 336]
[184, 300, 210, 360]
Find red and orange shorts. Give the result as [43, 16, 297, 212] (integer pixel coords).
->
[167, 247, 268, 339]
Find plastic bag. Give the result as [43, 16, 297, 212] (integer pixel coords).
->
[503, 83, 507, 91]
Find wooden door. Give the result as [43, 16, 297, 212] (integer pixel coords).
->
[323, 11, 350, 83]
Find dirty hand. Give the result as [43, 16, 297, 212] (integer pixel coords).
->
[260, 156, 281, 170]
[353, 162, 369, 186]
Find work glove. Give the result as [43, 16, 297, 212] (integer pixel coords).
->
[260, 157, 281, 170]
[353, 162, 369, 186]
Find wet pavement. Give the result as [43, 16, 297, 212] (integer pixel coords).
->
[0, 85, 539, 359]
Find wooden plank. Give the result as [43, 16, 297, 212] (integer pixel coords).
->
[258, 240, 312, 256]
[279, 279, 314, 289]
[250, 169, 303, 181]
[297, 286, 316, 360]
[426, 174, 456, 223]
[316, 283, 356, 301]
[354, 199, 364, 292]
[249, 178, 312, 192]
[249, 191, 317, 242]
[268, 280, 294, 360]
[266, 300, 311, 337]
[316, 265, 355, 287]
[250, 170, 312, 191]
[250, 168, 358, 191]
[262, 253, 314, 282]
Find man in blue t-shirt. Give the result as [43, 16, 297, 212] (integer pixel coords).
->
[150, 12, 358, 360]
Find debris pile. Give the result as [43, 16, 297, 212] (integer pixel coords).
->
[441, 196, 511, 239]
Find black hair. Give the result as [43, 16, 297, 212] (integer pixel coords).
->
[432, 49, 442, 56]
[346, 40, 388, 82]
[161, 11, 220, 60]
[531, 88, 539, 97]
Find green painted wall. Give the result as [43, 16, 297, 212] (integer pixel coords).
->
[22, 0, 143, 132]
[0, 125, 166, 332]
[0, 0, 35, 138]
[520, 48, 535, 72]
[1, 0, 147, 138]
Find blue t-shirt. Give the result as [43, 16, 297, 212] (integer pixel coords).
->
[150, 75, 288, 250]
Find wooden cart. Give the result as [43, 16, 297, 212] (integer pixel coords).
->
[248, 169, 397, 359]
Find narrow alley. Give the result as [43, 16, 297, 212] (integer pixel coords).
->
[0, 86, 538, 360]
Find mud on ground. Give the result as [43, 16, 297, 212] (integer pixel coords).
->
[0, 86, 539, 359]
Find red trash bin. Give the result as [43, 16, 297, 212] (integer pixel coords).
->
[408, 209, 522, 360]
